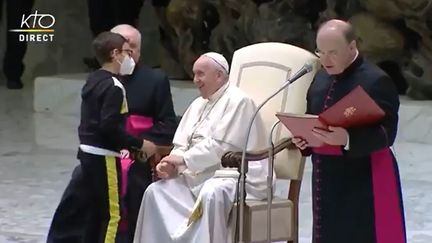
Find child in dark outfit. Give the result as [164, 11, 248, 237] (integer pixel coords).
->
[47, 31, 155, 243]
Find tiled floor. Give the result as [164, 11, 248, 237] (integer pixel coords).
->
[0, 84, 431, 243]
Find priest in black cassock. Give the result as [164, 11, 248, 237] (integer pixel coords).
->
[111, 24, 179, 242]
[292, 19, 406, 243]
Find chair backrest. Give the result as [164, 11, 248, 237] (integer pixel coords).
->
[229, 42, 319, 180]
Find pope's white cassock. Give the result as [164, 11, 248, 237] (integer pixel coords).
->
[133, 81, 272, 243]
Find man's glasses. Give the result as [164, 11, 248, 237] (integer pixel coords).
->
[315, 42, 353, 58]
[315, 49, 339, 58]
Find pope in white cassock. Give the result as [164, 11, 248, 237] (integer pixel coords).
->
[133, 52, 272, 243]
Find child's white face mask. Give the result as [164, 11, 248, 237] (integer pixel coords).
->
[118, 55, 135, 75]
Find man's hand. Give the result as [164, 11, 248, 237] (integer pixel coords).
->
[312, 126, 348, 146]
[156, 161, 177, 179]
[141, 139, 157, 158]
[292, 137, 308, 150]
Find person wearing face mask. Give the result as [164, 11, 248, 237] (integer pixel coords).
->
[292, 19, 406, 243]
[47, 25, 178, 243]
[46, 32, 156, 243]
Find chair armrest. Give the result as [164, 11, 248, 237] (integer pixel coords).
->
[221, 138, 295, 168]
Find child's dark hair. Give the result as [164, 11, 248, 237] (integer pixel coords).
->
[92, 31, 127, 65]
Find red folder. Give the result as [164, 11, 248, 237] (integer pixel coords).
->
[276, 85, 385, 147]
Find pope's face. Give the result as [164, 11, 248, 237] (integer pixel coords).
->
[192, 57, 224, 99]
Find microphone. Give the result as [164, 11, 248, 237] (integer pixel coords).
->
[287, 62, 314, 84]
[235, 61, 314, 243]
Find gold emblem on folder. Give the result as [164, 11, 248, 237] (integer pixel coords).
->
[344, 106, 356, 118]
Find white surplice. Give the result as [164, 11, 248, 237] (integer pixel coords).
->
[133, 82, 273, 243]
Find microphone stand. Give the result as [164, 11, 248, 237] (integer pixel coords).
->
[237, 62, 313, 243]
[237, 81, 293, 243]
[236, 63, 313, 243]
[266, 120, 281, 242]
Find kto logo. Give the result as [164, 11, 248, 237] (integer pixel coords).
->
[9, 11, 55, 42]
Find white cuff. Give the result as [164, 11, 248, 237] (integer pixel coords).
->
[344, 133, 350, 150]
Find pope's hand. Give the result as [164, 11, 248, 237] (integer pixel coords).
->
[156, 161, 177, 179]
[160, 154, 185, 166]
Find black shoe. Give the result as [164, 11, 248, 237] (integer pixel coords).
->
[7, 80, 23, 89]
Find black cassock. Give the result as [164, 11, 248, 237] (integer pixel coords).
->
[123, 64, 178, 145]
[305, 56, 406, 243]
[121, 64, 178, 242]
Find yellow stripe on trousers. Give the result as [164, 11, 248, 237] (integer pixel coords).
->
[104, 156, 120, 243]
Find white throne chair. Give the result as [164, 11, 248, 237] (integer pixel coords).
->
[221, 42, 319, 243]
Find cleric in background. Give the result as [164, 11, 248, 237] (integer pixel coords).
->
[292, 19, 406, 243]
[111, 24, 179, 242]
